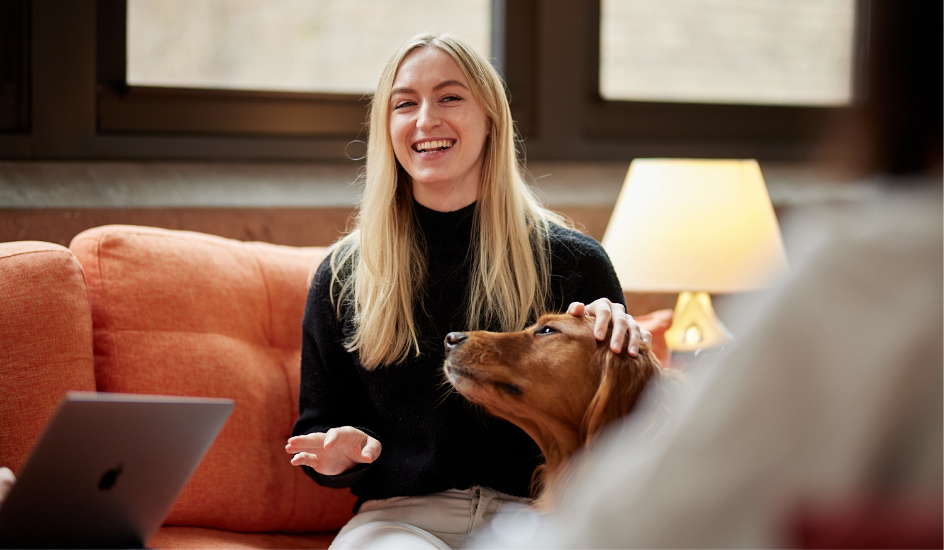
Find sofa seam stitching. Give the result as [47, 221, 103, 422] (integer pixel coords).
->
[0, 248, 75, 261]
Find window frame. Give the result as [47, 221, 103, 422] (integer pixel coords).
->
[96, 0, 370, 138]
[0, 0, 31, 134]
[503, 0, 870, 161]
[0, 0, 870, 161]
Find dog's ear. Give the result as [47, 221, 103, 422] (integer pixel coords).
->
[580, 343, 661, 444]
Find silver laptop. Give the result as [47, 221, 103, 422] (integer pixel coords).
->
[0, 392, 233, 549]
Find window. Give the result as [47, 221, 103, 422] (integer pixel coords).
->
[499, 0, 868, 162]
[126, 0, 491, 94]
[98, 0, 492, 140]
[600, 0, 857, 106]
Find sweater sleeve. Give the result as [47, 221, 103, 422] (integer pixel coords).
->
[292, 254, 376, 488]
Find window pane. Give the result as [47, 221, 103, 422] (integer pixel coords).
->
[600, 0, 856, 106]
[127, 0, 491, 94]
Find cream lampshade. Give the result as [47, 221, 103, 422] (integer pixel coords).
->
[602, 159, 788, 352]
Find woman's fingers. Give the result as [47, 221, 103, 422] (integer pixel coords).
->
[361, 436, 382, 462]
[286, 433, 331, 470]
[285, 432, 327, 454]
[289, 446, 353, 476]
[581, 298, 620, 350]
[290, 451, 318, 467]
[326, 427, 381, 463]
[569, 298, 651, 356]
[592, 304, 614, 341]
[286, 427, 381, 476]
[323, 426, 364, 452]
[607, 302, 630, 354]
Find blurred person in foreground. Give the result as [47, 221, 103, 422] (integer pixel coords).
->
[477, 2, 942, 548]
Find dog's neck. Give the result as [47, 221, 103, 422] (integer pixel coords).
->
[518, 418, 583, 482]
[513, 418, 585, 511]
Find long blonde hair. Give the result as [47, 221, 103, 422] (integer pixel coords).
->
[328, 33, 565, 369]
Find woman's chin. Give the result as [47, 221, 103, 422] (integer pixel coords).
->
[411, 180, 480, 211]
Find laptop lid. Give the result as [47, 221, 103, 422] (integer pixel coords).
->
[0, 392, 233, 549]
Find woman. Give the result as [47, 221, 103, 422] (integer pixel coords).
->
[286, 33, 648, 549]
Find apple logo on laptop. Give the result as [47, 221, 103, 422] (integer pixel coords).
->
[98, 462, 123, 491]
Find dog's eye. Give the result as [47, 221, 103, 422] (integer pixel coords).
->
[535, 325, 559, 335]
[498, 382, 523, 396]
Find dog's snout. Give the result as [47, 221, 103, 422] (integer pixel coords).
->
[444, 332, 468, 353]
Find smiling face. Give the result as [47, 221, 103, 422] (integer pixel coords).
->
[389, 46, 491, 212]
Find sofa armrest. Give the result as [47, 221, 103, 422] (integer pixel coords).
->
[0, 242, 96, 473]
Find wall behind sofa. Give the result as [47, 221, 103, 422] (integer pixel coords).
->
[0, 159, 869, 248]
[0, 160, 640, 247]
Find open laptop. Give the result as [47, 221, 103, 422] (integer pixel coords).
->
[0, 391, 233, 549]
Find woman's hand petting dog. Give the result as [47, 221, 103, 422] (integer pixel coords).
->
[568, 299, 652, 356]
[286, 427, 381, 476]
[443, 313, 664, 507]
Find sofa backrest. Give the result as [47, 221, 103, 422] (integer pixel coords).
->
[0, 242, 97, 474]
[69, 226, 356, 533]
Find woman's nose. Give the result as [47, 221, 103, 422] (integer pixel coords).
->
[417, 102, 441, 131]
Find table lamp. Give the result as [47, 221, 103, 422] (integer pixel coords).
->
[601, 159, 788, 353]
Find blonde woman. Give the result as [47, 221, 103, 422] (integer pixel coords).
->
[286, 33, 649, 549]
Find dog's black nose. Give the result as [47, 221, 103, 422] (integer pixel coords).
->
[444, 332, 468, 353]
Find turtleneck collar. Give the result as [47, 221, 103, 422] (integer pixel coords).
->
[413, 199, 476, 253]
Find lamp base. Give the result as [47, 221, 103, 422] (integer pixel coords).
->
[664, 291, 733, 352]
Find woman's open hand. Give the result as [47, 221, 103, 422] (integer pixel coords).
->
[286, 427, 381, 476]
[569, 298, 651, 356]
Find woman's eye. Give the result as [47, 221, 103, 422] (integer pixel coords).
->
[393, 101, 415, 110]
[441, 95, 462, 103]
[536, 325, 558, 335]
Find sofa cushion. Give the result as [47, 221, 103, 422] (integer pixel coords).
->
[70, 226, 356, 534]
[0, 242, 96, 473]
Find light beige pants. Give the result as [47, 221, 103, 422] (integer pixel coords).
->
[329, 486, 532, 549]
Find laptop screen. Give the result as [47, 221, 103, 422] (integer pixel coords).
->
[0, 392, 233, 549]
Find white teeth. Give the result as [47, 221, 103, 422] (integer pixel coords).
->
[415, 140, 453, 152]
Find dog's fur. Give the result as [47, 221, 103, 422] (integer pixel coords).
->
[443, 313, 664, 506]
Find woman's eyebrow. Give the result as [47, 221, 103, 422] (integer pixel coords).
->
[391, 80, 469, 96]
[433, 79, 469, 91]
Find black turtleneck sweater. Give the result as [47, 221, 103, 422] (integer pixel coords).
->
[292, 201, 625, 512]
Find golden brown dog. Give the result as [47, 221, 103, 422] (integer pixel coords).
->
[443, 313, 664, 506]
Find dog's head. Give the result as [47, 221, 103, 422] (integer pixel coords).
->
[443, 313, 662, 478]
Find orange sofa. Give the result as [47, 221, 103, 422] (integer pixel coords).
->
[0, 226, 354, 549]
[0, 224, 674, 549]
